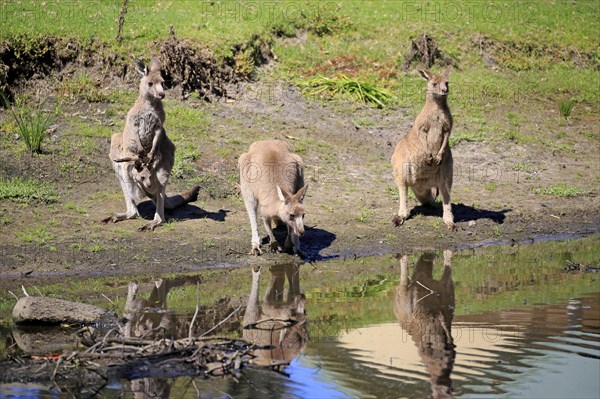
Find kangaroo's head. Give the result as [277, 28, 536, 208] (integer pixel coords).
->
[135, 57, 165, 100]
[131, 160, 153, 191]
[419, 66, 452, 99]
[276, 185, 308, 237]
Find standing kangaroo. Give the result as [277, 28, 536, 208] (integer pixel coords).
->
[103, 57, 199, 231]
[391, 67, 455, 230]
[238, 140, 308, 257]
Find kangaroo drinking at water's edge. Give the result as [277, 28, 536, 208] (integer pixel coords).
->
[391, 67, 455, 230]
[238, 140, 308, 257]
[102, 57, 199, 231]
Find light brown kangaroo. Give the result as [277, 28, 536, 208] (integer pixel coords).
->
[394, 251, 455, 399]
[391, 67, 455, 230]
[103, 57, 199, 231]
[238, 140, 308, 257]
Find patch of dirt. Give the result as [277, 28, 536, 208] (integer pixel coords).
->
[402, 33, 457, 70]
[470, 33, 599, 71]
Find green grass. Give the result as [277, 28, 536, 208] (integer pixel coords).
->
[16, 225, 54, 244]
[0, 177, 59, 203]
[537, 183, 586, 197]
[356, 206, 375, 223]
[58, 72, 111, 103]
[558, 98, 577, 118]
[10, 107, 53, 154]
[449, 131, 485, 147]
[297, 75, 394, 108]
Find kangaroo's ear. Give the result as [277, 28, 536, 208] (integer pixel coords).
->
[418, 69, 433, 81]
[443, 65, 452, 78]
[133, 160, 144, 172]
[276, 185, 292, 204]
[295, 184, 308, 202]
[150, 56, 161, 72]
[135, 59, 148, 77]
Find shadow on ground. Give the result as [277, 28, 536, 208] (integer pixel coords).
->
[138, 201, 229, 223]
[410, 203, 510, 224]
[265, 225, 337, 262]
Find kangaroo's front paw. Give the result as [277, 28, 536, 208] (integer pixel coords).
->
[249, 246, 262, 256]
[392, 215, 406, 227]
[425, 154, 434, 165]
[433, 154, 443, 165]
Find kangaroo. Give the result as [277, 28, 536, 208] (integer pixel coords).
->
[122, 57, 166, 163]
[391, 67, 455, 230]
[394, 251, 455, 399]
[238, 140, 308, 257]
[242, 265, 308, 366]
[102, 57, 199, 231]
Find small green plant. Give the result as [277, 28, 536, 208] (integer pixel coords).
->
[11, 107, 52, 154]
[449, 131, 485, 147]
[88, 243, 104, 253]
[357, 207, 374, 223]
[303, 10, 351, 36]
[0, 177, 59, 203]
[558, 98, 576, 118]
[64, 202, 88, 214]
[16, 225, 54, 244]
[538, 183, 584, 197]
[297, 75, 394, 108]
[511, 162, 535, 173]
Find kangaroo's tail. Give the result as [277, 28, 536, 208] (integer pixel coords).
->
[165, 185, 200, 210]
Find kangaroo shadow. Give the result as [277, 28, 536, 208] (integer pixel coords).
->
[410, 203, 510, 224]
[137, 200, 229, 222]
[267, 225, 337, 261]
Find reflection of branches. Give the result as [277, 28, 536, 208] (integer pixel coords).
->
[414, 280, 437, 304]
[243, 318, 300, 331]
[200, 303, 243, 338]
[189, 281, 200, 340]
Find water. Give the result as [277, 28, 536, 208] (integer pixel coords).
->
[0, 237, 599, 398]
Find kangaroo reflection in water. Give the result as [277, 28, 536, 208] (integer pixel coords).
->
[394, 251, 456, 399]
[242, 264, 309, 367]
[123, 279, 174, 398]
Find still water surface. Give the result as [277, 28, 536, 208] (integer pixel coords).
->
[1, 237, 599, 398]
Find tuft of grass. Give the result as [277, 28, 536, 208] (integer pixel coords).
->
[11, 107, 52, 154]
[59, 73, 110, 103]
[0, 177, 59, 203]
[558, 98, 577, 119]
[537, 183, 585, 197]
[356, 207, 375, 223]
[16, 225, 54, 244]
[297, 75, 394, 108]
[449, 131, 485, 147]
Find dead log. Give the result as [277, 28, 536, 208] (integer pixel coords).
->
[12, 296, 118, 326]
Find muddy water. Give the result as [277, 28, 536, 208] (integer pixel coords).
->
[0, 236, 599, 398]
